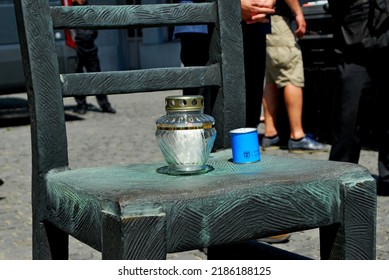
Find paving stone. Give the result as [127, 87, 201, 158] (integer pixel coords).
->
[0, 92, 388, 260]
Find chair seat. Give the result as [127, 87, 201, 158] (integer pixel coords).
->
[16, 0, 376, 260]
[45, 149, 375, 256]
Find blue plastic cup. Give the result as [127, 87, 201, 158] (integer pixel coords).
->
[230, 128, 260, 164]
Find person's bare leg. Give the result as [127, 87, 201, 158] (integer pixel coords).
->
[283, 83, 305, 140]
[262, 83, 280, 137]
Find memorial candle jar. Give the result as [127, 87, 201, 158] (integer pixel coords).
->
[156, 95, 216, 175]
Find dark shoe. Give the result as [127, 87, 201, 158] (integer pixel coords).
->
[288, 135, 328, 153]
[261, 135, 281, 151]
[258, 234, 291, 244]
[75, 104, 87, 114]
[101, 104, 116, 114]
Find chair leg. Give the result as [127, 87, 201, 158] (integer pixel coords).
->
[33, 221, 69, 259]
[320, 179, 376, 259]
[319, 223, 342, 260]
[101, 211, 167, 260]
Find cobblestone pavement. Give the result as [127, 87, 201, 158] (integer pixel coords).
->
[1, 91, 388, 260]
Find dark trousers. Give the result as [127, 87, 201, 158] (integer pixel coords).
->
[329, 50, 389, 188]
[179, 24, 267, 127]
[75, 48, 110, 108]
[242, 23, 266, 128]
[179, 33, 214, 115]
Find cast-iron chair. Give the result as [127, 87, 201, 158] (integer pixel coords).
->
[14, 0, 376, 259]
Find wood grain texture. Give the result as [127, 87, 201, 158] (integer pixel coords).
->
[210, 0, 246, 148]
[320, 179, 377, 259]
[15, 0, 376, 260]
[15, 0, 69, 174]
[51, 4, 217, 29]
[45, 150, 376, 259]
[60, 65, 221, 96]
[101, 212, 166, 260]
[14, 0, 70, 260]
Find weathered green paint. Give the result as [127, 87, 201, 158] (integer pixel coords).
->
[45, 150, 376, 258]
[51, 3, 217, 29]
[60, 65, 222, 97]
[14, 0, 376, 260]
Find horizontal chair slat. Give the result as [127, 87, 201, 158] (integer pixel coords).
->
[60, 65, 221, 97]
[51, 4, 217, 29]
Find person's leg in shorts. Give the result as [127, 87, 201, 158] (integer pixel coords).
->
[263, 44, 326, 152]
[262, 43, 305, 145]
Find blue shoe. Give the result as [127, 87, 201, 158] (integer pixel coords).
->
[288, 135, 328, 153]
[261, 135, 281, 150]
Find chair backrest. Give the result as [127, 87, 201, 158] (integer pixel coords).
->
[14, 0, 246, 177]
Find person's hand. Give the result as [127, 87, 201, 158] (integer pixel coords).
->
[241, 0, 276, 24]
[283, 0, 306, 38]
[294, 13, 306, 38]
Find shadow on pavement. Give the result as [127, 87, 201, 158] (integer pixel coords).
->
[0, 97, 85, 128]
[0, 178, 4, 200]
[207, 240, 312, 260]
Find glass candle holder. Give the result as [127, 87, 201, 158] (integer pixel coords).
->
[155, 95, 216, 175]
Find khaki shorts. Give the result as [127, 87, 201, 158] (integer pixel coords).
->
[265, 15, 304, 88]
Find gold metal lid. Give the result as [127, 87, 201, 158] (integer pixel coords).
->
[165, 95, 204, 111]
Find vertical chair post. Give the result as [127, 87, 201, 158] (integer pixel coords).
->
[101, 212, 167, 260]
[14, 0, 70, 259]
[320, 179, 376, 259]
[210, 0, 246, 149]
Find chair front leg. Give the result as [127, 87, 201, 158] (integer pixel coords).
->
[101, 211, 167, 260]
